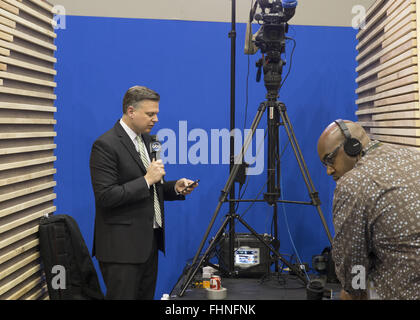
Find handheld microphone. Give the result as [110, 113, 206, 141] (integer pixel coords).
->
[149, 135, 163, 184]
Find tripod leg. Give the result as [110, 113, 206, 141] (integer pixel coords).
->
[228, 213, 235, 273]
[178, 215, 231, 297]
[273, 203, 279, 272]
[178, 103, 267, 297]
[265, 104, 281, 272]
[277, 103, 333, 244]
[265, 103, 280, 205]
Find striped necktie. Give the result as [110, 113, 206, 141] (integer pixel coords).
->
[136, 135, 162, 228]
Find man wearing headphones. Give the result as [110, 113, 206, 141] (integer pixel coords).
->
[317, 120, 420, 300]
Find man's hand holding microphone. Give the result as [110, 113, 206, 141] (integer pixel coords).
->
[144, 159, 166, 186]
[144, 161, 198, 195]
[146, 135, 198, 196]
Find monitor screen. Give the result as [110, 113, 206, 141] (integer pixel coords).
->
[235, 247, 260, 268]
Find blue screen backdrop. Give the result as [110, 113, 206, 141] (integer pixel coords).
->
[53, 15, 357, 298]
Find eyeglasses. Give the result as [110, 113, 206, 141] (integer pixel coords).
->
[321, 142, 344, 167]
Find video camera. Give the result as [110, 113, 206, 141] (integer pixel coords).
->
[254, 0, 297, 54]
[246, 0, 297, 96]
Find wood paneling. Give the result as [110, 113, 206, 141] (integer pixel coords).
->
[0, 0, 55, 300]
[355, 0, 420, 148]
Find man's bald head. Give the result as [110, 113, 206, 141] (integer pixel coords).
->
[318, 120, 370, 157]
[317, 120, 370, 181]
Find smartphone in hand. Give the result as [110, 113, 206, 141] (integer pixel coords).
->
[181, 179, 200, 193]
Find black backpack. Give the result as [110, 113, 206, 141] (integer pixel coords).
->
[38, 214, 104, 300]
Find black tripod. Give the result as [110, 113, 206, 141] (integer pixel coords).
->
[172, 0, 333, 298]
[174, 91, 333, 296]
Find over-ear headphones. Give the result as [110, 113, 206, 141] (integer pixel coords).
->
[334, 119, 363, 157]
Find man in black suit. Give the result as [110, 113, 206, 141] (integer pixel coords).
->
[89, 86, 198, 300]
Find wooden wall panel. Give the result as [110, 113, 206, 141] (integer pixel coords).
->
[355, 0, 420, 148]
[0, 0, 56, 300]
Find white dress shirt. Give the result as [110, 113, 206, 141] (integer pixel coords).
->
[119, 119, 150, 185]
[120, 119, 163, 228]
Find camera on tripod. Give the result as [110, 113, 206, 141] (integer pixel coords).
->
[246, 0, 298, 95]
[173, 0, 333, 297]
[254, 0, 297, 55]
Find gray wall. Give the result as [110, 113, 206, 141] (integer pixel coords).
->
[49, 0, 377, 27]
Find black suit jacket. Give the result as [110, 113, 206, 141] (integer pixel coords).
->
[90, 121, 184, 263]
